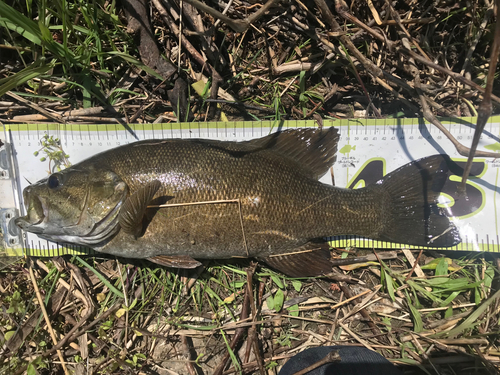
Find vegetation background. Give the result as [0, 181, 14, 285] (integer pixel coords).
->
[1, 0, 500, 373]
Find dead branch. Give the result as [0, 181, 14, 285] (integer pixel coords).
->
[313, 0, 382, 78]
[182, 0, 280, 32]
[415, 76, 500, 158]
[459, 0, 500, 193]
[338, 282, 387, 343]
[291, 349, 341, 375]
[122, 0, 192, 121]
[212, 272, 252, 375]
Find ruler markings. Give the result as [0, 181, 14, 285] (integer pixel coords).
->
[3, 118, 500, 256]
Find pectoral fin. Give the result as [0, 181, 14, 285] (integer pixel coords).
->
[261, 243, 332, 277]
[119, 180, 162, 236]
[148, 255, 202, 268]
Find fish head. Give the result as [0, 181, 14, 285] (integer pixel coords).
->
[15, 166, 128, 246]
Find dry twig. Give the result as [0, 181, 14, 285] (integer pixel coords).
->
[290, 349, 341, 375]
[27, 264, 69, 375]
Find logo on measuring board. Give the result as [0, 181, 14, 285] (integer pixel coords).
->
[348, 158, 487, 220]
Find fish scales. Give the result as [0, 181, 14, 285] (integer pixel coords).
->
[15, 128, 461, 276]
[101, 138, 384, 258]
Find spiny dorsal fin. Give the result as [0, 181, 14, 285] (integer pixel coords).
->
[119, 180, 162, 236]
[194, 128, 339, 180]
[148, 255, 202, 268]
[261, 242, 332, 277]
[243, 128, 339, 180]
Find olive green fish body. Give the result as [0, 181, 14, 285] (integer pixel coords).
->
[15, 128, 461, 276]
[90, 139, 384, 259]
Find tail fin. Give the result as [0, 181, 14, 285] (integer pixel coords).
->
[374, 155, 461, 247]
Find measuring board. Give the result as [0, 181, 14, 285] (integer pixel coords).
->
[1, 117, 500, 260]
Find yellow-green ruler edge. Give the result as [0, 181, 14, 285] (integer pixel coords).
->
[1, 115, 498, 259]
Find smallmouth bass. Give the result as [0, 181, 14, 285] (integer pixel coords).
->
[15, 128, 461, 276]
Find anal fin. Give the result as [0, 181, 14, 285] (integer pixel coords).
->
[261, 243, 332, 277]
[148, 255, 202, 269]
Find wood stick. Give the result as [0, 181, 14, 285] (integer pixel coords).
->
[213, 276, 252, 375]
[291, 349, 340, 375]
[459, 0, 500, 193]
[28, 265, 69, 375]
[6, 92, 64, 123]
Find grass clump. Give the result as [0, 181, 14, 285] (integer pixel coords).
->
[0, 0, 146, 107]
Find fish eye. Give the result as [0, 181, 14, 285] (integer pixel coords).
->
[47, 174, 63, 189]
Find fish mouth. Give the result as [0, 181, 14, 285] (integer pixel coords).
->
[15, 190, 47, 232]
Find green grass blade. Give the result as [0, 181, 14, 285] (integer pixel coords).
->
[435, 288, 500, 338]
[385, 272, 396, 302]
[391, 359, 432, 375]
[0, 2, 77, 64]
[104, 51, 165, 80]
[439, 291, 461, 307]
[220, 330, 241, 373]
[0, 60, 55, 97]
[75, 256, 124, 299]
[435, 258, 449, 276]
[408, 302, 423, 333]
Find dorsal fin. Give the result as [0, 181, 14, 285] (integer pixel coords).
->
[242, 128, 339, 180]
[192, 128, 339, 180]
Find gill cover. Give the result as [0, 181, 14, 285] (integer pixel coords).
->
[15, 167, 128, 246]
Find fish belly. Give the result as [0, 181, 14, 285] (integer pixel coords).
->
[96, 182, 380, 260]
